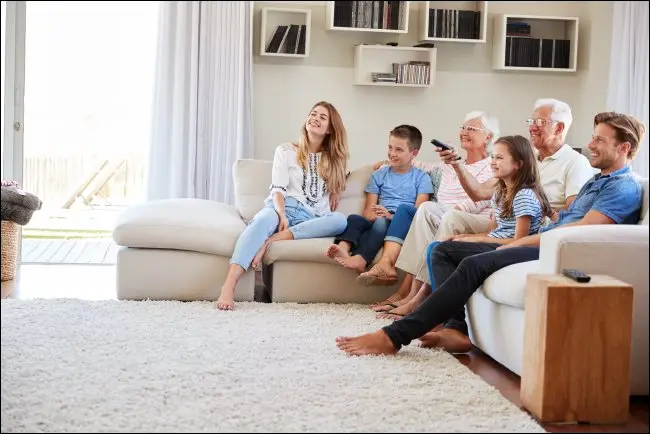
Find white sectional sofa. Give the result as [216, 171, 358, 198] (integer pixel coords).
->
[113, 159, 649, 395]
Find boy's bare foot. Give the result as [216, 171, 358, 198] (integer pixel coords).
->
[326, 243, 349, 261]
[357, 262, 398, 285]
[334, 254, 367, 274]
[335, 330, 398, 356]
[419, 328, 473, 353]
[216, 288, 235, 311]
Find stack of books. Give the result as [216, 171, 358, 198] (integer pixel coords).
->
[371, 72, 397, 83]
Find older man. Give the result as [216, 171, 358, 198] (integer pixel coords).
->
[368, 98, 594, 318]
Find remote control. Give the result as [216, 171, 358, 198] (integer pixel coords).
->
[562, 268, 591, 283]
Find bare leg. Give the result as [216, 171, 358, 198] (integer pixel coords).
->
[251, 229, 294, 270]
[377, 282, 431, 319]
[326, 241, 352, 261]
[336, 330, 398, 356]
[357, 241, 402, 285]
[216, 264, 245, 310]
[419, 328, 473, 353]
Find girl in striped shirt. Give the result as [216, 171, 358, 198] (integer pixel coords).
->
[444, 134, 553, 244]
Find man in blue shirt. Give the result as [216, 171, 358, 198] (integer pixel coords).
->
[336, 111, 646, 356]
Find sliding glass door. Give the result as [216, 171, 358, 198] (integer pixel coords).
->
[4, 1, 160, 265]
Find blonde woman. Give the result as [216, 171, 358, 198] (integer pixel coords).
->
[217, 101, 350, 310]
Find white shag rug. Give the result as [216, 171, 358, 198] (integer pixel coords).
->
[1, 299, 546, 433]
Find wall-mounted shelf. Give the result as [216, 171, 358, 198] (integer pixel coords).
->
[418, 1, 488, 43]
[353, 44, 436, 87]
[260, 7, 311, 58]
[492, 14, 579, 72]
[326, 1, 410, 33]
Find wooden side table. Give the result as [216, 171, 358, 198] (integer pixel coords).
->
[521, 274, 634, 425]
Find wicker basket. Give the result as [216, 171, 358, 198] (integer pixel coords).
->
[1, 220, 19, 281]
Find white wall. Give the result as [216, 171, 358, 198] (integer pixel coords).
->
[253, 1, 613, 170]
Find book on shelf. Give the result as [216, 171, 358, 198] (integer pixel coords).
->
[504, 36, 571, 69]
[266, 24, 307, 54]
[334, 1, 406, 30]
[375, 61, 430, 85]
[427, 8, 481, 39]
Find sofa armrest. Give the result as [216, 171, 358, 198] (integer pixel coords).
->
[538, 225, 649, 277]
[114, 198, 246, 256]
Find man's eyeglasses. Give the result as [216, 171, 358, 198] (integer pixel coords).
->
[459, 125, 485, 133]
[526, 118, 555, 127]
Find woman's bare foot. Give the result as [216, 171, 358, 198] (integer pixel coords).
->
[335, 330, 398, 356]
[357, 261, 398, 285]
[419, 328, 473, 353]
[216, 287, 235, 311]
[326, 243, 349, 261]
[371, 290, 416, 312]
[251, 241, 270, 271]
[375, 299, 417, 320]
[334, 254, 367, 274]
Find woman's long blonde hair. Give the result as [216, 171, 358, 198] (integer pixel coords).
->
[296, 101, 349, 195]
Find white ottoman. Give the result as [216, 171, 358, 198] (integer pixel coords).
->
[112, 198, 255, 302]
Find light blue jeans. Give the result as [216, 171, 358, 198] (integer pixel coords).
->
[230, 197, 347, 271]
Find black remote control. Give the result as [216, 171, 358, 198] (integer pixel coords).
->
[562, 268, 591, 283]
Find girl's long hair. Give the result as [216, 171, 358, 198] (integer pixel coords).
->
[296, 101, 349, 195]
[494, 135, 553, 219]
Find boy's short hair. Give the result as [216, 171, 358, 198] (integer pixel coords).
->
[390, 125, 423, 151]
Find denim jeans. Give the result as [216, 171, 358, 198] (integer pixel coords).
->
[384, 204, 417, 245]
[334, 215, 390, 264]
[382, 241, 540, 349]
[230, 197, 347, 271]
[425, 240, 442, 290]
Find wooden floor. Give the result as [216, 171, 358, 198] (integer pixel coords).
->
[1, 265, 648, 433]
[20, 239, 118, 265]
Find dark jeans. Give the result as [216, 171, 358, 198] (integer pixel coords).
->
[382, 241, 541, 349]
[335, 215, 390, 264]
[384, 204, 417, 245]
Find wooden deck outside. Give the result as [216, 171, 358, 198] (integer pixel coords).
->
[21, 239, 119, 265]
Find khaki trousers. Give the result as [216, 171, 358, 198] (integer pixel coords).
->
[395, 207, 491, 284]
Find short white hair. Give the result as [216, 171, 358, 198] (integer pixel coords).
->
[464, 111, 500, 152]
[533, 98, 573, 141]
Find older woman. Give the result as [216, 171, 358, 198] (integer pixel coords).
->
[363, 111, 500, 317]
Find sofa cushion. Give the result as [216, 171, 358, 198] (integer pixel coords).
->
[113, 198, 246, 256]
[233, 159, 373, 221]
[233, 159, 273, 223]
[480, 260, 540, 309]
[263, 238, 382, 265]
[337, 164, 375, 217]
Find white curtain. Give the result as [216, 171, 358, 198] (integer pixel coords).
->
[606, 1, 649, 177]
[146, 1, 254, 204]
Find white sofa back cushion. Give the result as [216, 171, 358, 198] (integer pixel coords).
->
[233, 159, 373, 222]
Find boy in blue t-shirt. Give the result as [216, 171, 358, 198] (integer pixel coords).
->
[326, 125, 434, 273]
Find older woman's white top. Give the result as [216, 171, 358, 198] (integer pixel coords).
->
[267, 143, 331, 217]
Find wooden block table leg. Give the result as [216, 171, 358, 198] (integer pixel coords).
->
[521, 274, 634, 424]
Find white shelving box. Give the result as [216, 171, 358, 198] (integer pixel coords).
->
[418, 1, 488, 43]
[260, 7, 311, 58]
[326, 1, 410, 33]
[492, 14, 579, 72]
[353, 44, 437, 87]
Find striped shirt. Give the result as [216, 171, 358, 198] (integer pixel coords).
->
[415, 158, 493, 216]
[488, 188, 544, 239]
